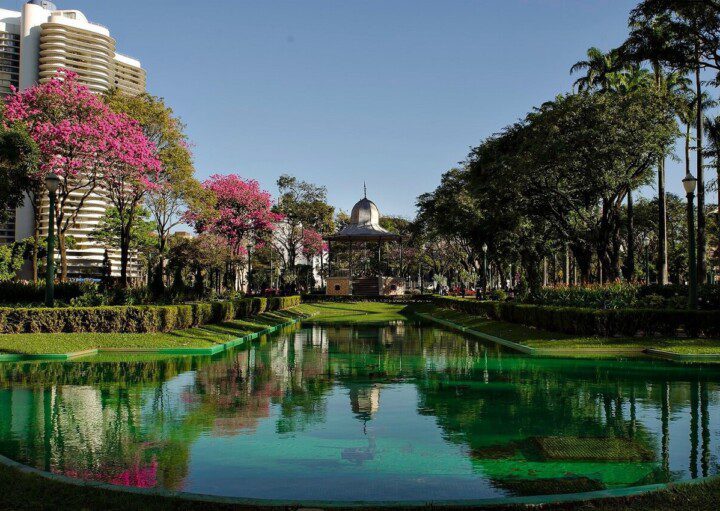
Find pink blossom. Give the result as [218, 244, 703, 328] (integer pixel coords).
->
[301, 228, 326, 258]
[186, 174, 283, 253]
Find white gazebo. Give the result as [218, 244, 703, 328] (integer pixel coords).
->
[324, 192, 404, 296]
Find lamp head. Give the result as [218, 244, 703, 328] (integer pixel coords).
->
[44, 173, 60, 193]
[482, 243, 488, 253]
[683, 172, 697, 195]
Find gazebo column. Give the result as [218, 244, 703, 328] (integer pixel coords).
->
[377, 242, 382, 276]
[349, 242, 354, 278]
[328, 240, 332, 277]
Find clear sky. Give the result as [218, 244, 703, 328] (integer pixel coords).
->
[5, 0, 696, 217]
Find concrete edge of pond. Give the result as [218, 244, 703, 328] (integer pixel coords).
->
[0, 451, 717, 509]
[0, 319, 303, 363]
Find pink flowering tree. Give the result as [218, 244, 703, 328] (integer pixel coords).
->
[186, 174, 282, 293]
[4, 69, 125, 281]
[187, 174, 282, 254]
[301, 228, 326, 259]
[102, 111, 162, 286]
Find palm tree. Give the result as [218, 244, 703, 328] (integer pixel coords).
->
[703, 115, 720, 273]
[657, 71, 692, 283]
[678, 91, 716, 184]
[619, 15, 681, 284]
[570, 47, 623, 92]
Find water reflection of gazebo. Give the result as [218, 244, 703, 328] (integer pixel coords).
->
[324, 192, 404, 296]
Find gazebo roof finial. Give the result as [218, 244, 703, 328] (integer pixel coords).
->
[363, 181, 367, 199]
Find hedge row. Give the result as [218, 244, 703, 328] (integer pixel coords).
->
[527, 283, 720, 310]
[0, 295, 301, 334]
[433, 296, 720, 338]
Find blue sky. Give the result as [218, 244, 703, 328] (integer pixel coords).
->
[6, 0, 695, 216]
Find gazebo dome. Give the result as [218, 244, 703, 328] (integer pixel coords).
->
[350, 198, 381, 228]
[325, 191, 401, 242]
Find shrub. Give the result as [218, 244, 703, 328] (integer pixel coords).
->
[527, 283, 640, 309]
[488, 289, 508, 301]
[211, 301, 235, 323]
[270, 295, 301, 310]
[638, 294, 665, 309]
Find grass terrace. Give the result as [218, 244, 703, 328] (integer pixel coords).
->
[0, 310, 302, 356]
[425, 304, 720, 357]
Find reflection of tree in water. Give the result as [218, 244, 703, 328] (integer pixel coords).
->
[1, 323, 720, 495]
[415, 357, 720, 485]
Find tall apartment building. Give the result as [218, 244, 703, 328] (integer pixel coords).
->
[0, 0, 146, 278]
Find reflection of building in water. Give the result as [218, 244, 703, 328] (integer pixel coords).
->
[349, 384, 381, 422]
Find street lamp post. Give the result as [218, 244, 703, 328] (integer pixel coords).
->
[482, 243, 488, 293]
[44, 174, 60, 307]
[683, 172, 698, 309]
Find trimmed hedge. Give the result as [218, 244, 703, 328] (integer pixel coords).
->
[0, 296, 301, 334]
[528, 283, 720, 310]
[433, 296, 720, 338]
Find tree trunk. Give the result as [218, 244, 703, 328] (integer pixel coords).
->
[522, 255, 542, 295]
[120, 233, 130, 288]
[57, 230, 67, 282]
[32, 217, 39, 283]
[31, 191, 40, 283]
[152, 235, 166, 295]
[574, 248, 592, 285]
[658, 157, 669, 284]
[696, 48, 706, 283]
[565, 244, 570, 285]
[627, 189, 635, 281]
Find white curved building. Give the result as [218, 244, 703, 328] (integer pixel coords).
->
[1, 1, 147, 279]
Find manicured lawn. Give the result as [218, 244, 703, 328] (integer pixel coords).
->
[0, 310, 302, 355]
[296, 301, 419, 324]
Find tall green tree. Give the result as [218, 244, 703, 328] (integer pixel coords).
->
[91, 207, 157, 280]
[619, 13, 678, 283]
[272, 175, 334, 279]
[570, 52, 670, 282]
[104, 90, 204, 291]
[704, 114, 720, 265]
[629, 0, 720, 282]
[0, 121, 39, 280]
[0, 123, 38, 224]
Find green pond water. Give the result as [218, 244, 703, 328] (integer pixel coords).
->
[0, 321, 719, 502]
